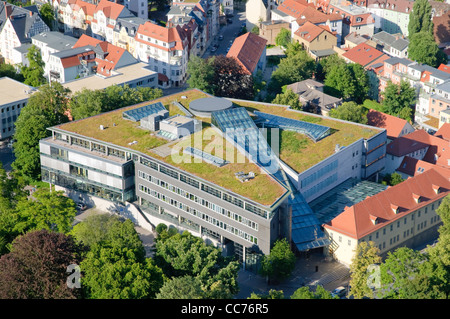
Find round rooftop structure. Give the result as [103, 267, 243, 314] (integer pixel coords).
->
[189, 97, 233, 118]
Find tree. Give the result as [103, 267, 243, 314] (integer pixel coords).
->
[13, 188, 76, 235]
[378, 247, 432, 299]
[154, 230, 240, 298]
[156, 275, 205, 299]
[212, 55, 254, 100]
[74, 214, 164, 299]
[39, 3, 55, 30]
[381, 80, 416, 121]
[408, 0, 434, 36]
[324, 61, 369, 103]
[275, 28, 291, 48]
[272, 88, 302, 110]
[268, 49, 315, 95]
[408, 31, 448, 68]
[260, 238, 295, 283]
[186, 55, 216, 94]
[0, 229, 84, 299]
[12, 82, 71, 180]
[20, 45, 46, 87]
[290, 285, 335, 299]
[0, 63, 24, 82]
[248, 289, 285, 299]
[381, 172, 405, 186]
[329, 101, 368, 124]
[349, 241, 382, 299]
[69, 88, 105, 120]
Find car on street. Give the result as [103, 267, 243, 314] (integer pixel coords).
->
[227, 18, 232, 24]
[331, 286, 347, 299]
[210, 46, 217, 52]
[218, 35, 224, 40]
[76, 203, 87, 211]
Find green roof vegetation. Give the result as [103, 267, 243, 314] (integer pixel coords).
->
[56, 90, 288, 206]
[232, 100, 381, 173]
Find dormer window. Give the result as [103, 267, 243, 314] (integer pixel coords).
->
[391, 204, 399, 214]
[412, 193, 421, 203]
[356, 17, 362, 22]
[369, 214, 378, 225]
[432, 184, 441, 194]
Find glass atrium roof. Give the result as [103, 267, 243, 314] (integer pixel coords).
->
[211, 107, 280, 174]
[254, 111, 331, 142]
[184, 146, 229, 167]
[122, 102, 167, 122]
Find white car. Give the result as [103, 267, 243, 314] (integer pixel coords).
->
[76, 203, 87, 211]
[331, 286, 346, 298]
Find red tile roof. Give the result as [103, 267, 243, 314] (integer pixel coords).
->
[366, 109, 410, 139]
[294, 21, 334, 43]
[397, 156, 450, 180]
[324, 168, 450, 239]
[136, 21, 186, 51]
[226, 32, 267, 75]
[438, 64, 450, 74]
[435, 123, 450, 141]
[342, 42, 385, 67]
[386, 129, 431, 157]
[95, 0, 126, 20]
[277, 0, 311, 19]
[295, 6, 342, 25]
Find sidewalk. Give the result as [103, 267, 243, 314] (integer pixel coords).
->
[236, 253, 350, 298]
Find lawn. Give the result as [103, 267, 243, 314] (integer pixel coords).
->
[232, 100, 380, 173]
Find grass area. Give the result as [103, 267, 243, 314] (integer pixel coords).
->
[57, 90, 287, 206]
[232, 100, 380, 173]
[363, 99, 384, 112]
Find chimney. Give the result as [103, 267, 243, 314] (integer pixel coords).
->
[5, 4, 12, 19]
[29, 10, 33, 17]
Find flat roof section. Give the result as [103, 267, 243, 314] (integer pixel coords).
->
[0, 77, 36, 106]
[189, 97, 233, 117]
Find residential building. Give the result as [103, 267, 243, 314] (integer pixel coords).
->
[293, 22, 337, 60]
[396, 156, 450, 180]
[341, 41, 387, 68]
[0, 2, 50, 64]
[39, 89, 386, 265]
[135, 21, 189, 87]
[31, 31, 78, 78]
[259, 20, 291, 46]
[324, 168, 450, 266]
[366, 109, 414, 142]
[91, 0, 134, 42]
[220, 0, 233, 15]
[61, 61, 157, 93]
[123, 0, 147, 20]
[0, 77, 36, 140]
[227, 32, 267, 76]
[439, 109, 450, 128]
[343, 31, 369, 49]
[246, 0, 279, 30]
[369, 30, 408, 58]
[55, 0, 96, 37]
[111, 15, 146, 59]
[379, 0, 414, 36]
[286, 79, 342, 115]
[326, 0, 375, 40]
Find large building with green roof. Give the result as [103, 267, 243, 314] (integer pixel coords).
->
[39, 89, 387, 265]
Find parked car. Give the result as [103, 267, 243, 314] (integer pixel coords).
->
[331, 286, 346, 298]
[218, 35, 224, 40]
[76, 203, 87, 211]
[227, 18, 232, 24]
[210, 46, 217, 52]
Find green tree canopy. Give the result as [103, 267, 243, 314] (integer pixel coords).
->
[20, 45, 46, 87]
[380, 80, 416, 121]
[272, 88, 302, 110]
[408, 0, 434, 36]
[268, 49, 315, 96]
[408, 31, 448, 68]
[154, 229, 240, 298]
[290, 285, 335, 299]
[260, 238, 296, 282]
[12, 188, 76, 235]
[186, 55, 216, 94]
[39, 3, 55, 30]
[275, 28, 291, 48]
[349, 241, 382, 299]
[12, 82, 71, 180]
[156, 275, 205, 299]
[329, 101, 368, 124]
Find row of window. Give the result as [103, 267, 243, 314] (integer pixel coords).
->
[139, 156, 269, 218]
[1, 102, 25, 114]
[301, 159, 338, 188]
[138, 184, 258, 245]
[138, 171, 258, 231]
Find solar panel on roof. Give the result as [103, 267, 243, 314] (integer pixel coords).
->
[122, 102, 167, 122]
[254, 111, 331, 142]
[183, 147, 229, 167]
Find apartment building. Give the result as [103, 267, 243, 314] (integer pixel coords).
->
[366, 109, 414, 141]
[324, 168, 450, 266]
[293, 22, 337, 60]
[111, 15, 146, 59]
[245, 0, 279, 30]
[0, 77, 36, 140]
[369, 30, 408, 58]
[0, 2, 50, 64]
[135, 21, 189, 87]
[91, 0, 134, 42]
[226, 32, 267, 76]
[55, 0, 96, 37]
[39, 89, 386, 264]
[123, 0, 147, 20]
